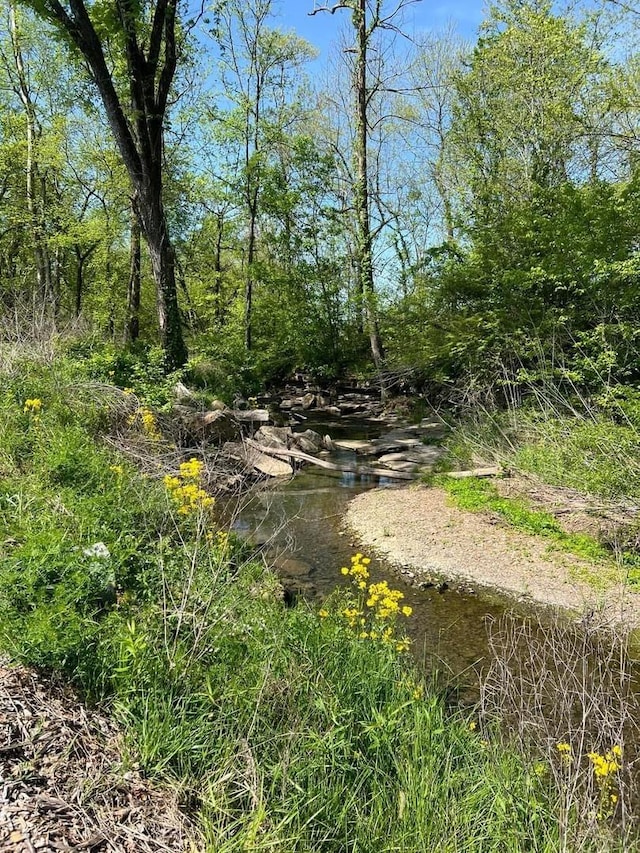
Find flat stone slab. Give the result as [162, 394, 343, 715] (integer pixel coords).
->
[243, 447, 294, 477]
[234, 409, 270, 423]
[378, 447, 443, 464]
[379, 460, 420, 473]
[333, 439, 376, 453]
[369, 439, 423, 455]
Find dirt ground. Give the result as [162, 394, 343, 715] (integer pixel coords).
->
[0, 659, 196, 853]
[345, 483, 640, 628]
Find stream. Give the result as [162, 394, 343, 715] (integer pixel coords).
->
[226, 413, 546, 698]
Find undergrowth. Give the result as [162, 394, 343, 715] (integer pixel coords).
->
[0, 354, 636, 851]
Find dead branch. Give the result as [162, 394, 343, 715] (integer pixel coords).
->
[309, 2, 352, 14]
[246, 439, 415, 480]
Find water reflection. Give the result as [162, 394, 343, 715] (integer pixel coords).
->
[224, 416, 544, 697]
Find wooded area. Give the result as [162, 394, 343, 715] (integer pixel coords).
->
[3, 2, 640, 849]
[1, 0, 637, 402]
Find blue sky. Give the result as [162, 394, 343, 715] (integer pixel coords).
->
[276, 1, 486, 61]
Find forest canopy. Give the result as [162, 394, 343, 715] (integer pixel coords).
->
[0, 0, 638, 396]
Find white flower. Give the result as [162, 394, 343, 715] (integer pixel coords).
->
[83, 542, 110, 560]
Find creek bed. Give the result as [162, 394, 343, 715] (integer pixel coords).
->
[224, 414, 547, 695]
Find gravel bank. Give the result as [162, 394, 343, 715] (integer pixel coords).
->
[345, 485, 640, 627]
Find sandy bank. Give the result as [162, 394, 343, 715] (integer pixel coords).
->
[345, 485, 640, 628]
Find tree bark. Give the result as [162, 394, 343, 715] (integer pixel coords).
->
[74, 245, 84, 317]
[353, 0, 385, 371]
[8, 3, 52, 310]
[28, 0, 188, 369]
[141, 188, 186, 366]
[125, 197, 141, 343]
[245, 204, 257, 352]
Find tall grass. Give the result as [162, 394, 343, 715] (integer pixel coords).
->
[0, 352, 636, 850]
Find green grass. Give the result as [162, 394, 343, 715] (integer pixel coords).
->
[0, 353, 632, 851]
[435, 476, 640, 590]
[437, 402, 640, 588]
[443, 406, 640, 505]
[439, 476, 604, 558]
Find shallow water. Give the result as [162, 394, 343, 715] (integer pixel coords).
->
[226, 414, 545, 695]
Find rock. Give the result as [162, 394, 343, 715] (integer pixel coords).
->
[224, 441, 293, 477]
[323, 434, 334, 451]
[233, 409, 271, 423]
[379, 460, 419, 473]
[291, 429, 324, 454]
[173, 381, 196, 404]
[370, 438, 423, 455]
[338, 402, 367, 415]
[333, 439, 376, 453]
[324, 406, 342, 417]
[254, 426, 293, 448]
[209, 399, 227, 411]
[378, 447, 443, 466]
[246, 448, 294, 478]
[178, 409, 241, 444]
[233, 395, 248, 410]
[273, 556, 312, 578]
[301, 392, 316, 410]
[279, 399, 295, 410]
[377, 452, 410, 464]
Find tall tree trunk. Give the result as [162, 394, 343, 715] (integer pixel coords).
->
[213, 213, 224, 323]
[74, 245, 84, 317]
[125, 198, 141, 343]
[139, 186, 187, 368]
[28, 0, 188, 369]
[354, 0, 384, 371]
[245, 202, 257, 352]
[8, 3, 52, 312]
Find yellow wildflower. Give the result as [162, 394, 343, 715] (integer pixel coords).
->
[165, 458, 214, 516]
[587, 748, 621, 780]
[556, 742, 572, 765]
[23, 398, 42, 414]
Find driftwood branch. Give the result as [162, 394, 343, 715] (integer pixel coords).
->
[446, 467, 503, 480]
[246, 439, 415, 481]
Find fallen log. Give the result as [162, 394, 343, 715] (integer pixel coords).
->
[245, 439, 415, 481]
[446, 466, 504, 479]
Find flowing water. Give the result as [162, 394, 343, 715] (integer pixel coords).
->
[227, 414, 547, 696]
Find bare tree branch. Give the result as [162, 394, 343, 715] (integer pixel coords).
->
[309, 2, 352, 15]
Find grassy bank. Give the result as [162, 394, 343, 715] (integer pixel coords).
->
[437, 395, 640, 588]
[436, 476, 640, 590]
[0, 353, 634, 850]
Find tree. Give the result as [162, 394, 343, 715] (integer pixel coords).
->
[452, 0, 600, 222]
[310, 0, 420, 375]
[209, 0, 315, 352]
[5, 2, 52, 307]
[23, 0, 188, 368]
